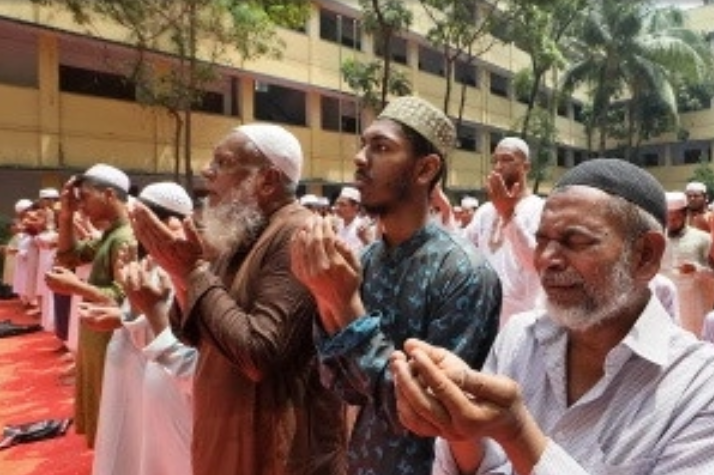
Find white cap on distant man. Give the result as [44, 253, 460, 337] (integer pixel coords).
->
[139, 182, 193, 217]
[461, 196, 479, 209]
[666, 191, 688, 211]
[685, 181, 707, 194]
[14, 199, 33, 214]
[339, 186, 361, 203]
[497, 137, 530, 160]
[235, 124, 303, 184]
[80, 163, 130, 193]
[300, 194, 320, 207]
[39, 188, 59, 199]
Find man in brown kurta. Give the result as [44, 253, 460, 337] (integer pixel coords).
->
[128, 124, 347, 475]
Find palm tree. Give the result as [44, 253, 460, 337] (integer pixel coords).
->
[561, 0, 709, 159]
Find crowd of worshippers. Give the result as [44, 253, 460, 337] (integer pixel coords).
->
[2, 95, 714, 475]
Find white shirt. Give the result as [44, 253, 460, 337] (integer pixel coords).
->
[465, 194, 544, 326]
[433, 296, 714, 474]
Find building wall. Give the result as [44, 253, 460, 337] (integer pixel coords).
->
[0, 0, 713, 217]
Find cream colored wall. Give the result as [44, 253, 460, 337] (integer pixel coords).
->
[2, 0, 710, 195]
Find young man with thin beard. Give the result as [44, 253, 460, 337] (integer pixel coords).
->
[391, 158, 714, 475]
[290, 96, 501, 475]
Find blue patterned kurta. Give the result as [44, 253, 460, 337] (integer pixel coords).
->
[316, 223, 502, 475]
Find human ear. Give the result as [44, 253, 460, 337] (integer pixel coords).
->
[415, 154, 442, 187]
[632, 231, 666, 282]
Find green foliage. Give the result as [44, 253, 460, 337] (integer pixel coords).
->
[341, 58, 411, 112]
[691, 158, 714, 197]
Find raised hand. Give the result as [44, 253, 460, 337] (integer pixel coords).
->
[290, 215, 364, 334]
[127, 200, 205, 285]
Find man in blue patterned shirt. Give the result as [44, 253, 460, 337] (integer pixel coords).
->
[291, 96, 502, 475]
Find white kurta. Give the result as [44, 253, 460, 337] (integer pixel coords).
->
[465, 195, 545, 326]
[139, 328, 197, 475]
[92, 317, 151, 475]
[35, 230, 58, 331]
[661, 226, 714, 337]
[13, 233, 39, 303]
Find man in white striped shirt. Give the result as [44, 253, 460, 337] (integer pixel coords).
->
[390, 158, 714, 475]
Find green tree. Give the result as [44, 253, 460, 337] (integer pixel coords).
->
[561, 0, 709, 159]
[497, 0, 585, 191]
[417, 0, 501, 118]
[32, 0, 308, 190]
[356, 0, 413, 111]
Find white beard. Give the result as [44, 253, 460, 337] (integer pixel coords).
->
[544, 248, 636, 332]
[202, 180, 266, 254]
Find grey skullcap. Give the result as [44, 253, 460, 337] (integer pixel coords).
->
[554, 158, 666, 228]
[378, 96, 456, 157]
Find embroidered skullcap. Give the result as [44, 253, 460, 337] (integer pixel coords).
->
[39, 188, 59, 199]
[461, 196, 479, 209]
[666, 191, 687, 211]
[685, 181, 706, 194]
[299, 194, 320, 207]
[14, 199, 33, 214]
[79, 163, 130, 193]
[378, 96, 456, 157]
[339, 186, 361, 203]
[139, 182, 193, 217]
[554, 158, 666, 228]
[235, 124, 303, 184]
[496, 137, 530, 161]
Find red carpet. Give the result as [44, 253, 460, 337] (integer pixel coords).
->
[0, 299, 92, 475]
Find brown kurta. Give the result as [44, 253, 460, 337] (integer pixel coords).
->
[173, 202, 347, 475]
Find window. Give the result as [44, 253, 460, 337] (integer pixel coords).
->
[455, 58, 478, 87]
[489, 71, 509, 98]
[59, 64, 135, 101]
[573, 101, 586, 123]
[489, 131, 505, 153]
[557, 147, 569, 167]
[457, 124, 479, 152]
[418, 45, 445, 77]
[253, 82, 306, 126]
[557, 98, 569, 117]
[194, 91, 224, 115]
[374, 35, 408, 65]
[321, 96, 358, 133]
[319, 9, 361, 49]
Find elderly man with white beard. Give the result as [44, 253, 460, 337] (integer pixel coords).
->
[127, 124, 347, 475]
[389, 158, 714, 475]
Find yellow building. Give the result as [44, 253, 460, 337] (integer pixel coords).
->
[0, 0, 712, 216]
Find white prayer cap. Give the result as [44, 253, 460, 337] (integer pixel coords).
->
[39, 188, 59, 199]
[139, 182, 193, 217]
[79, 163, 130, 193]
[299, 194, 320, 207]
[318, 196, 330, 207]
[14, 199, 33, 214]
[685, 181, 707, 193]
[666, 191, 687, 211]
[496, 137, 530, 161]
[235, 124, 303, 184]
[461, 196, 479, 209]
[339, 186, 361, 203]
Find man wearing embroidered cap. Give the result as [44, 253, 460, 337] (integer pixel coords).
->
[684, 181, 712, 232]
[291, 96, 500, 475]
[662, 190, 714, 336]
[127, 124, 346, 475]
[391, 158, 714, 475]
[47, 163, 135, 448]
[465, 136, 544, 327]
